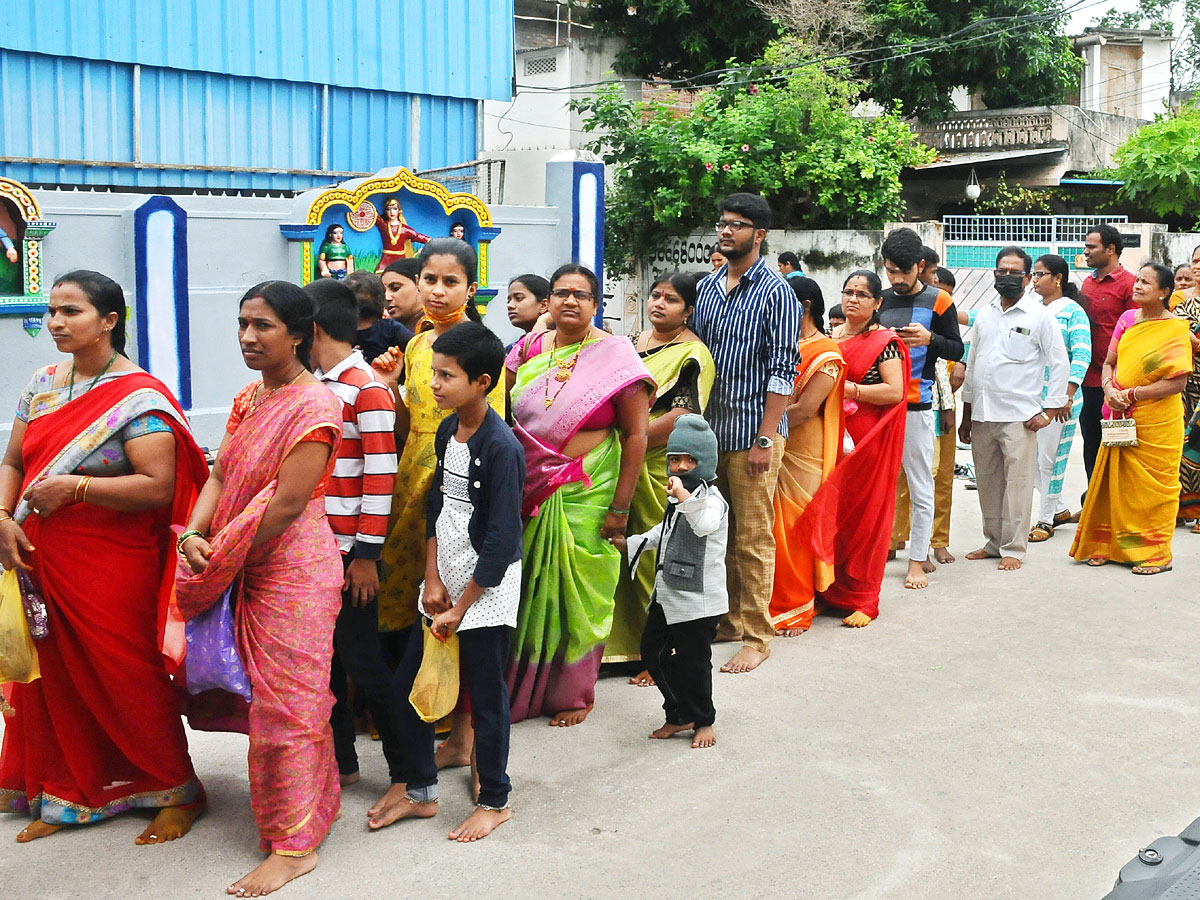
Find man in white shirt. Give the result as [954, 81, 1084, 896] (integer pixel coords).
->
[960, 246, 1070, 571]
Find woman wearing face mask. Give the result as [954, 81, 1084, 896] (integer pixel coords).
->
[788, 271, 910, 627]
[608, 272, 714, 681]
[768, 277, 845, 635]
[1071, 263, 1191, 575]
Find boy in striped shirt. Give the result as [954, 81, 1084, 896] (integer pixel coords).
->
[305, 280, 402, 793]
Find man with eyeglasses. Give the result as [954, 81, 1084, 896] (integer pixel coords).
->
[959, 247, 1070, 572]
[878, 227, 964, 590]
[1077, 224, 1135, 506]
[690, 193, 802, 674]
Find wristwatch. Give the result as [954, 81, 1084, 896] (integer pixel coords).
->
[754, 435, 774, 449]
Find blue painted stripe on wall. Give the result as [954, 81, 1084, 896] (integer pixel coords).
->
[0, 0, 514, 102]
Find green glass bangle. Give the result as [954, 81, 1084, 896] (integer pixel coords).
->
[608, 506, 630, 517]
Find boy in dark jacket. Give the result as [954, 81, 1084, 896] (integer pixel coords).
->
[379, 321, 524, 842]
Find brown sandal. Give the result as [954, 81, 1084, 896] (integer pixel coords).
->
[1028, 522, 1054, 542]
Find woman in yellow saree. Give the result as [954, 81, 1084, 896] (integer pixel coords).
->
[606, 273, 714, 676]
[1072, 263, 1191, 574]
[768, 278, 845, 634]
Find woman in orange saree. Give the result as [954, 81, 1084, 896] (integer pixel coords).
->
[769, 279, 845, 634]
[176, 281, 344, 897]
[0, 271, 208, 846]
[791, 271, 910, 627]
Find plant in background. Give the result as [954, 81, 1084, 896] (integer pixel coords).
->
[570, 39, 935, 275]
[974, 173, 1056, 215]
[1112, 104, 1200, 227]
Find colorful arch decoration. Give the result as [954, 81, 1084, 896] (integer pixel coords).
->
[282, 167, 501, 305]
[0, 176, 57, 314]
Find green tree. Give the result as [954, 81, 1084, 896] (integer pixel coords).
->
[570, 40, 936, 275]
[1112, 104, 1200, 226]
[585, 0, 1081, 119]
[580, 0, 778, 84]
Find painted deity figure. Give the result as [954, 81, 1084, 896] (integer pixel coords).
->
[374, 199, 430, 273]
[0, 225, 17, 264]
[317, 224, 354, 280]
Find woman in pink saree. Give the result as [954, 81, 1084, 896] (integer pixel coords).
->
[176, 281, 344, 897]
[504, 264, 654, 727]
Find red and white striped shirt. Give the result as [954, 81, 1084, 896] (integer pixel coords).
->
[317, 351, 397, 558]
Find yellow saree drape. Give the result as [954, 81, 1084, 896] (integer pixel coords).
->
[1071, 316, 1191, 567]
[769, 335, 846, 631]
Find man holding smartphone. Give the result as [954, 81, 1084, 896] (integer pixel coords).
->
[878, 228, 964, 589]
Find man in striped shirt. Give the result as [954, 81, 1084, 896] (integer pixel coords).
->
[691, 193, 803, 674]
[306, 281, 402, 789]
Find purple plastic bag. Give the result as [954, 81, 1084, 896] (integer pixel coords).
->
[16, 569, 47, 641]
[184, 582, 252, 701]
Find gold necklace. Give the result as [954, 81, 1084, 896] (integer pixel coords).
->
[543, 332, 586, 409]
[252, 368, 305, 411]
[645, 328, 684, 352]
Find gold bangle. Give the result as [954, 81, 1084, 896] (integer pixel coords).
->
[82, 476, 93, 503]
[75, 475, 92, 504]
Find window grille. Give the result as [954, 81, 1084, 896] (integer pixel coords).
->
[524, 56, 557, 77]
[942, 215, 1127, 243]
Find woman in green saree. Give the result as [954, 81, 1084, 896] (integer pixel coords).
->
[504, 264, 654, 726]
[604, 273, 715, 684]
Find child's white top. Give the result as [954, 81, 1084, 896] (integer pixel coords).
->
[419, 437, 520, 629]
[625, 482, 729, 625]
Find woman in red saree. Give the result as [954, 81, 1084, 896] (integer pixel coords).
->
[769, 279, 846, 634]
[793, 270, 910, 627]
[176, 281, 344, 897]
[0, 271, 208, 845]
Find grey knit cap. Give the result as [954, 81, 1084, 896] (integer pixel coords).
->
[665, 414, 718, 484]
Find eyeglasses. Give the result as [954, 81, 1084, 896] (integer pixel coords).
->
[1030, 271, 1051, 279]
[994, 268, 1029, 277]
[714, 220, 755, 233]
[841, 289, 875, 301]
[550, 288, 595, 302]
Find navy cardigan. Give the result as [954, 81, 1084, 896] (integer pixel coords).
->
[424, 407, 526, 588]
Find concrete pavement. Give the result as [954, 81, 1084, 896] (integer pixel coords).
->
[4, 444, 1200, 899]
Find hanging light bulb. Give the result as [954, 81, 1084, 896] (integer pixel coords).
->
[965, 168, 981, 201]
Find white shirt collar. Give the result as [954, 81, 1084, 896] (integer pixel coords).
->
[317, 349, 364, 381]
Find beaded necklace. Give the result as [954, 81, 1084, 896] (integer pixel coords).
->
[67, 352, 119, 401]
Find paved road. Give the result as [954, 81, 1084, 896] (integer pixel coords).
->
[4, 445, 1199, 899]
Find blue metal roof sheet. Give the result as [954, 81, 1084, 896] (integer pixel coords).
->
[0, 0, 514, 102]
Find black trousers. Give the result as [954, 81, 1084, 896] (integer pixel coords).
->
[640, 600, 720, 728]
[1080, 384, 1104, 502]
[329, 558, 407, 781]
[393, 621, 513, 809]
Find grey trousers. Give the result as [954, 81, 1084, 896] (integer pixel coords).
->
[971, 420, 1038, 560]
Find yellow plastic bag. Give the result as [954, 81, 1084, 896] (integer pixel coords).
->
[0, 568, 39, 685]
[408, 619, 459, 723]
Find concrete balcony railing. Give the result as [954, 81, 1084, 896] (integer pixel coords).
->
[914, 108, 1060, 152]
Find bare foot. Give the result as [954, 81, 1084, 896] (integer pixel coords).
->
[998, 556, 1022, 571]
[649, 721, 695, 739]
[134, 804, 205, 845]
[628, 669, 655, 686]
[903, 560, 929, 590]
[921, 559, 936, 574]
[776, 628, 807, 637]
[720, 645, 769, 674]
[435, 713, 474, 769]
[15, 821, 61, 842]
[448, 806, 511, 842]
[339, 771, 360, 787]
[367, 783, 408, 825]
[227, 851, 318, 896]
[965, 548, 999, 560]
[1086, 557, 1108, 567]
[842, 611, 872, 627]
[933, 547, 955, 564]
[692, 726, 717, 749]
[549, 705, 593, 727]
[368, 796, 438, 831]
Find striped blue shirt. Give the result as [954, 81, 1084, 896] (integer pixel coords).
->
[691, 256, 803, 451]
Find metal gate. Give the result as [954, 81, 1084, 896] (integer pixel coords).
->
[942, 215, 1128, 271]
